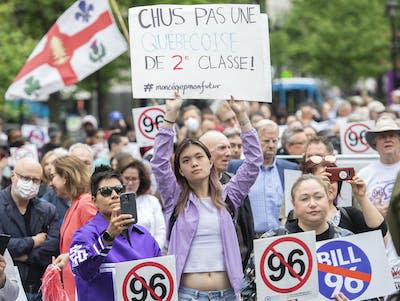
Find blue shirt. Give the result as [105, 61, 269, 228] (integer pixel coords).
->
[248, 160, 283, 233]
[70, 213, 162, 301]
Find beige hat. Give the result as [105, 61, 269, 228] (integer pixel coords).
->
[365, 117, 400, 150]
[367, 100, 385, 113]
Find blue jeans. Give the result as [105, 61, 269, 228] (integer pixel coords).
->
[178, 286, 238, 301]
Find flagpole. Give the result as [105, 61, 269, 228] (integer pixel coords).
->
[109, 0, 130, 44]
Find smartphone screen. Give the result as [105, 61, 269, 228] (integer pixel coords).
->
[120, 192, 137, 226]
[0, 234, 11, 256]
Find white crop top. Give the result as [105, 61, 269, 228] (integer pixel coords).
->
[183, 198, 226, 273]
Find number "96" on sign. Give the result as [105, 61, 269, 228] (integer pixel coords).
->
[268, 249, 306, 281]
[325, 267, 364, 298]
[129, 273, 167, 301]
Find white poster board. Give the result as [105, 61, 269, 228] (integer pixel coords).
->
[312, 231, 395, 300]
[340, 120, 376, 154]
[254, 231, 318, 300]
[132, 105, 166, 147]
[128, 4, 271, 101]
[9, 144, 39, 168]
[115, 255, 178, 301]
[21, 124, 48, 148]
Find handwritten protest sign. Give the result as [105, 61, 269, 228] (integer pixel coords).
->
[129, 4, 271, 101]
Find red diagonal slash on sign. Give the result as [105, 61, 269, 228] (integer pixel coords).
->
[270, 247, 304, 282]
[318, 263, 372, 282]
[132, 270, 162, 301]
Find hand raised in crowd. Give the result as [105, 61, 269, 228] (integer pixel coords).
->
[165, 92, 183, 118]
[32, 232, 47, 248]
[228, 96, 247, 115]
[105, 208, 135, 240]
[347, 176, 366, 199]
[228, 96, 252, 131]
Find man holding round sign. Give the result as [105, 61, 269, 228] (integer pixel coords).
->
[242, 175, 352, 301]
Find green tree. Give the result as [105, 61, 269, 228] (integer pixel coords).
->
[270, 0, 390, 93]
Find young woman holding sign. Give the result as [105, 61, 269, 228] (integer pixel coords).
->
[151, 93, 263, 300]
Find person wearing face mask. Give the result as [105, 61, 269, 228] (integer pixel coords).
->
[178, 105, 203, 142]
[0, 157, 60, 301]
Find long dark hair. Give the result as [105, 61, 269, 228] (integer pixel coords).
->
[173, 138, 224, 214]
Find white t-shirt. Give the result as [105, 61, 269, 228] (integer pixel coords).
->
[136, 194, 166, 249]
[358, 160, 400, 205]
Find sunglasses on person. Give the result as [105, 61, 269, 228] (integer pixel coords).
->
[308, 155, 336, 164]
[96, 185, 125, 197]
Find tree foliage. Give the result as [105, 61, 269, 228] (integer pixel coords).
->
[269, 0, 390, 93]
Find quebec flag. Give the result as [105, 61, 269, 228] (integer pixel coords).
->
[5, 0, 128, 100]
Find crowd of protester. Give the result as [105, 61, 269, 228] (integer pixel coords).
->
[0, 92, 400, 300]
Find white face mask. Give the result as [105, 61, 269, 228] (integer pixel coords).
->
[184, 117, 200, 133]
[15, 179, 40, 200]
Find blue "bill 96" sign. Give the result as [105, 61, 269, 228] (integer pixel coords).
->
[317, 240, 371, 300]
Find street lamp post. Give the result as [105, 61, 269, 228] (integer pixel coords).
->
[388, 0, 399, 96]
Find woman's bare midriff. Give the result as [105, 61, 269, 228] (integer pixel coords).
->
[181, 271, 231, 291]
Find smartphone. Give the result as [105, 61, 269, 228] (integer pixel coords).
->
[120, 192, 137, 226]
[326, 167, 355, 182]
[0, 234, 11, 256]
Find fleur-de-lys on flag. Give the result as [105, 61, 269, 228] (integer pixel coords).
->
[5, 0, 128, 101]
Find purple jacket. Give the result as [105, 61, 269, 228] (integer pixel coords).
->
[70, 213, 162, 301]
[151, 127, 262, 294]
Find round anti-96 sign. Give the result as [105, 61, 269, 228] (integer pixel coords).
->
[132, 105, 166, 147]
[340, 121, 376, 154]
[116, 256, 178, 301]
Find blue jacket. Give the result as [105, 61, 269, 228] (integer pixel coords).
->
[227, 158, 299, 188]
[0, 186, 60, 292]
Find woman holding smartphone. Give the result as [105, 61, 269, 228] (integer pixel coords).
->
[151, 93, 263, 300]
[295, 136, 387, 235]
[70, 165, 161, 301]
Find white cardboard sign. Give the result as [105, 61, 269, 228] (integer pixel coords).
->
[128, 4, 271, 101]
[312, 231, 395, 300]
[115, 255, 178, 301]
[254, 231, 319, 300]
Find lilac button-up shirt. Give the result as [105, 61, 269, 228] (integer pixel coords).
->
[151, 127, 262, 294]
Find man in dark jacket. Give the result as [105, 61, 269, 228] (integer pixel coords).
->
[0, 158, 59, 300]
